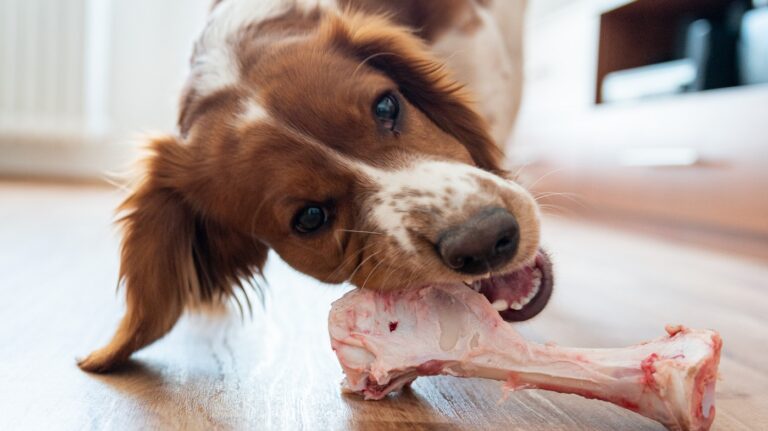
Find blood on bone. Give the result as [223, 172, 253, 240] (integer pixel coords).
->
[502, 372, 532, 392]
[666, 324, 686, 337]
[641, 353, 660, 391]
[329, 284, 723, 431]
[416, 360, 445, 376]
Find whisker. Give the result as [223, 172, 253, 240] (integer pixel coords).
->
[347, 250, 384, 284]
[508, 161, 533, 182]
[326, 241, 378, 281]
[534, 191, 582, 201]
[524, 168, 567, 190]
[361, 256, 388, 291]
[538, 204, 580, 217]
[335, 229, 384, 236]
[535, 193, 590, 211]
[400, 265, 421, 292]
[333, 228, 344, 256]
[377, 250, 407, 292]
[559, 195, 589, 210]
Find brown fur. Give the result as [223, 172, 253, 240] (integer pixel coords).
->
[339, 0, 480, 42]
[318, 12, 503, 172]
[77, 136, 269, 371]
[79, 8, 521, 373]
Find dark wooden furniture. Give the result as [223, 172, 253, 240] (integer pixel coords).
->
[512, 0, 768, 251]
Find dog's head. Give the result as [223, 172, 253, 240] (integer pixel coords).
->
[122, 9, 551, 322]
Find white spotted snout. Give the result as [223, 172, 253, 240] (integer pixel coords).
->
[361, 160, 540, 267]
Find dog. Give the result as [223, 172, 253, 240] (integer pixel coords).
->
[78, 0, 552, 373]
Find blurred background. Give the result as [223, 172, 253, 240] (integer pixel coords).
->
[1, 2, 767, 428]
[0, 0, 766, 257]
[0, 0, 210, 176]
[510, 0, 768, 259]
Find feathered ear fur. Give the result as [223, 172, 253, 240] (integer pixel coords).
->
[320, 12, 504, 173]
[78, 135, 268, 373]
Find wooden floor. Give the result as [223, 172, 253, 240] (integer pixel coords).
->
[1, 182, 766, 430]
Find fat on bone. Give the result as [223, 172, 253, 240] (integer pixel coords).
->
[328, 284, 722, 431]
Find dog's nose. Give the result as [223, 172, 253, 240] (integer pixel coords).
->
[436, 207, 519, 275]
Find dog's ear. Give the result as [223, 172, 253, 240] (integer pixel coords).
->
[78, 135, 268, 373]
[321, 12, 504, 173]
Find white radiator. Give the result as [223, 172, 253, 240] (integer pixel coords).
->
[0, 0, 91, 136]
[0, 0, 203, 178]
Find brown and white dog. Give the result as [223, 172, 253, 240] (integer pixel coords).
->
[78, 0, 552, 373]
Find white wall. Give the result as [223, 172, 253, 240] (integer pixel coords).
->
[107, 0, 209, 137]
[0, 0, 211, 178]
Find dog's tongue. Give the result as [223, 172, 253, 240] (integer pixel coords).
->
[474, 251, 554, 322]
[477, 267, 539, 309]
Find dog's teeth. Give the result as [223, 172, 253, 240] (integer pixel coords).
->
[525, 288, 538, 302]
[509, 301, 524, 310]
[491, 299, 509, 311]
[516, 286, 539, 308]
[531, 277, 541, 289]
[465, 280, 481, 291]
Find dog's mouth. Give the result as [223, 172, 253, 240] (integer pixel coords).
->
[466, 249, 554, 322]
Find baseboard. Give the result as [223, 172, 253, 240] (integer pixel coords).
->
[0, 133, 138, 181]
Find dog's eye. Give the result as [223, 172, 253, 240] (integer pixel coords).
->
[293, 205, 328, 234]
[373, 93, 399, 130]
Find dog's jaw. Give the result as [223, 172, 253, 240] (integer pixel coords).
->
[343, 157, 542, 292]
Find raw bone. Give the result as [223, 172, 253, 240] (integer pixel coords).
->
[329, 284, 722, 431]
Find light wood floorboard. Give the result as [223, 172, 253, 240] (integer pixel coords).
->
[0, 182, 765, 430]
